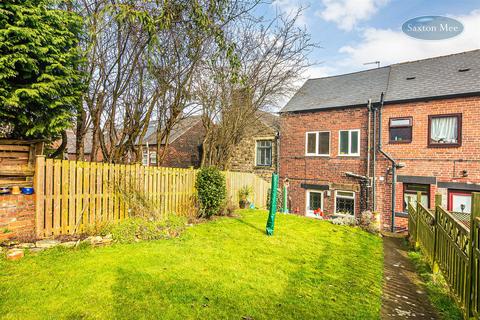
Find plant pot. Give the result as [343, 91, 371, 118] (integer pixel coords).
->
[239, 199, 247, 209]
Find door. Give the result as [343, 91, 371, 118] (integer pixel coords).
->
[306, 190, 323, 217]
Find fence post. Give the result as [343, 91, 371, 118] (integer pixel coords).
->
[415, 191, 422, 248]
[432, 193, 442, 273]
[34, 155, 45, 238]
[467, 192, 480, 318]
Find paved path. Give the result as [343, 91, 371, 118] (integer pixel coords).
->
[381, 236, 439, 319]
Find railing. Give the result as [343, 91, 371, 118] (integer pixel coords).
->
[34, 157, 270, 237]
[408, 191, 480, 319]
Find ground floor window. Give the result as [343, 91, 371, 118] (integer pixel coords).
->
[335, 190, 355, 215]
[306, 190, 323, 216]
[448, 190, 472, 214]
[403, 183, 429, 211]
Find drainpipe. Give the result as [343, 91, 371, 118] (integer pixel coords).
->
[377, 92, 399, 232]
[372, 103, 377, 211]
[366, 100, 372, 210]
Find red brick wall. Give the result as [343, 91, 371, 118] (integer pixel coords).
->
[280, 107, 369, 216]
[159, 120, 205, 168]
[0, 194, 35, 241]
[280, 96, 480, 230]
[376, 96, 480, 229]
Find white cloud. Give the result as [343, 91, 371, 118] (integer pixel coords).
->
[304, 65, 336, 78]
[317, 0, 390, 31]
[338, 10, 480, 69]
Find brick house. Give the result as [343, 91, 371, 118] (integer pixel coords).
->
[279, 50, 480, 231]
[139, 115, 205, 168]
[230, 111, 280, 180]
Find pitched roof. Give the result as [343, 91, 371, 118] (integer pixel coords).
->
[256, 111, 280, 131]
[141, 115, 203, 145]
[281, 50, 480, 113]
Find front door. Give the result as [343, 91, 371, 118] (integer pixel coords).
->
[306, 190, 323, 217]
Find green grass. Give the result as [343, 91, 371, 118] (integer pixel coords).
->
[0, 210, 383, 320]
[408, 250, 463, 320]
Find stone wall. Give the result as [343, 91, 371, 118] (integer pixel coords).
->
[0, 194, 35, 241]
[229, 118, 277, 181]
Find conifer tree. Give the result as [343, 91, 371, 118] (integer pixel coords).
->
[0, 0, 83, 141]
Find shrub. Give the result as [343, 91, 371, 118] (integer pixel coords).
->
[359, 210, 380, 234]
[195, 166, 226, 218]
[238, 185, 252, 208]
[331, 215, 357, 226]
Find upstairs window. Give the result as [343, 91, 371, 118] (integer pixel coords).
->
[305, 131, 330, 156]
[389, 117, 412, 143]
[338, 129, 360, 156]
[428, 114, 462, 147]
[256, 140, 272, 166]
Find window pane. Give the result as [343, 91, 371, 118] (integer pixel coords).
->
[405, 184, 429, 193]
[256, 145, 261, 165]
[265, 147, 272, 166]
[337, 191, 354, 198]
[309, 192, 322, 211]
[142, 152, 148, 165]
[405, 193, 429, 209]
[339, 131, 349, 154]
[391, 118, 411, 127]
[336, 197, 354, 215]
[307, 133, 316, 154]
[390, 127, 412, 142]
[317, 132, 329, 155]
[430, 116, 458, 143]
[350, 131, 359, 154]
[150, 152, 157, 164]
[451, 194, 472, 213]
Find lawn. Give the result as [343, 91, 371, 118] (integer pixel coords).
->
[0, 210, 383, 320]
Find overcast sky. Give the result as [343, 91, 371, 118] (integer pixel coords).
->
[257, 0, 480, 108]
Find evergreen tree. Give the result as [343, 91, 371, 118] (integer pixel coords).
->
[0, 0, 83, 141]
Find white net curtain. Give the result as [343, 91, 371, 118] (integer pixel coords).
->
[431, 116, 458, 143]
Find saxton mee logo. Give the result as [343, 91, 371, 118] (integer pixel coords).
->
[402, 16, 463, 40]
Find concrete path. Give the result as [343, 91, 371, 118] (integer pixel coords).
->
[381, 236, 439, 319]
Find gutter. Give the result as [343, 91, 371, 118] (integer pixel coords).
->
[377, 92, 401, 232]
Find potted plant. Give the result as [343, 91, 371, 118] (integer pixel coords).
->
[238, 186, 252, 209]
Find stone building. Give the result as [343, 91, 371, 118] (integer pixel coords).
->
[229, 111, 280, 181]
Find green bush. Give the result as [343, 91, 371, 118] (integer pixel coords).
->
[195, 166, 226, 218]
[107, 215, 186, 243]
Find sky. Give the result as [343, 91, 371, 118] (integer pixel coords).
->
[257, 0, 480, 105]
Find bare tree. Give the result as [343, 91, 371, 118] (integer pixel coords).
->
[197, 8, 317, 168]
[73, 0, 252, 163]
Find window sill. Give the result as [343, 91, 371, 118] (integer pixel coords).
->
[395, 211, 409, 218]
[254, 165, 272, 169]
[305, 154, 330, 157]
[428, 143, 461, 148]
[389, 140, 411, 144]
[337, 154, 360, 157]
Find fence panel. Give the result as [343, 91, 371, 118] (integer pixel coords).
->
[34, 158, 270, 237]
[408, 202, 418, 243]
[416, 203, 436, 266]
[435, 206, 471, 312]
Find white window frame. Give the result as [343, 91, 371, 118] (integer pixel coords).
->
[305, 131, 330, 156]
[334, 190, 355, 216]
[254, 137, 274, 167]
[338, 129, 360, 157]
[305, 190, 324, 217]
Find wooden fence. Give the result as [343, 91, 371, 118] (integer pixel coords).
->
[408, 192, 480, 319]
[34, 157, 270, 237]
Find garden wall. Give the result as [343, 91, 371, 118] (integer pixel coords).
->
[0, 194, 35, 241]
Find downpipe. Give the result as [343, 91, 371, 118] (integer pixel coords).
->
[377, 92, 401, 232]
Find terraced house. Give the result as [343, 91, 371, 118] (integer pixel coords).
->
[279, 50, 480, 231]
